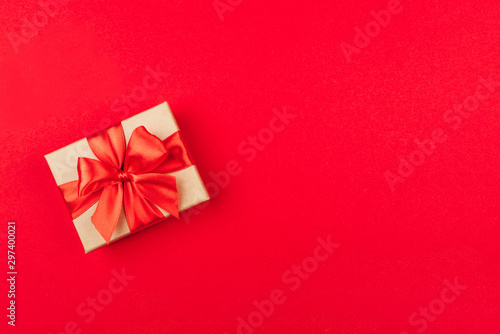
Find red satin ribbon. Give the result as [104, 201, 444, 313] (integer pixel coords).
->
[59, 124, 193, 244]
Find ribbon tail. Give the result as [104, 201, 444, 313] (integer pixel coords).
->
[123, 181, 167, 232]
[91, 184, 124, 244]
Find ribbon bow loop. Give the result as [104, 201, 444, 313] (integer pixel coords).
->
[124, 126, 169, 174]
[60, 123, 193, 244]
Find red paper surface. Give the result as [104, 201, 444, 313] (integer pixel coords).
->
[0, 0, 499, 333]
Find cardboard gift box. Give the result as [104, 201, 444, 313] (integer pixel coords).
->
[45, 102, 210, 253]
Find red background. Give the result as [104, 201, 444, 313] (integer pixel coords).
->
[1, 0, 499, 333]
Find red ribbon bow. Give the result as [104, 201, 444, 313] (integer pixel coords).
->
[58, 123, 193, 243]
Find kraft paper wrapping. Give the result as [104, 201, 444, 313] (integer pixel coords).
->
[45, 102, 210, 253]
